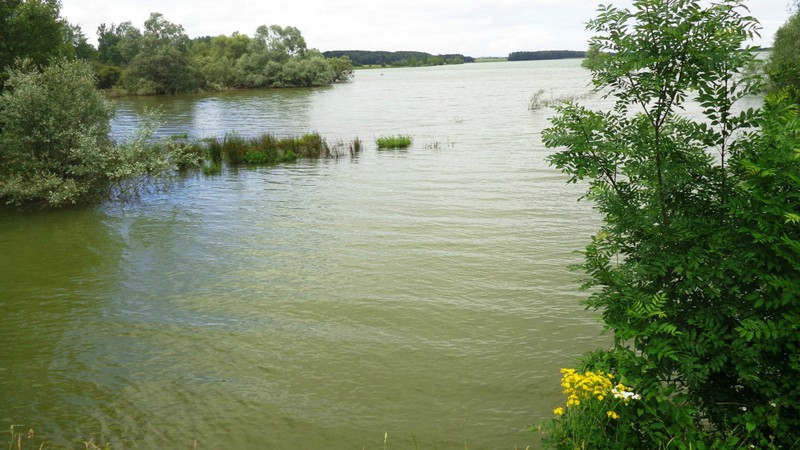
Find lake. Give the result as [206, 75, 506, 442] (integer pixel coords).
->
[1, 60, 610, 449]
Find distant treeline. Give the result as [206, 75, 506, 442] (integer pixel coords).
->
[322, 50, 474, 67]
[91, 17, 354, 95]
[0, 1, 355, 96]
[507, 51, 586, 61]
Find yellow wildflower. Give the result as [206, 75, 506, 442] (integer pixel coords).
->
[554, 407, 565, 416]
[607, 410, 620, 420]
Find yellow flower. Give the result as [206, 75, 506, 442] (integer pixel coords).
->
[554, 407, 565, 416]
[607, 410, 620, 420]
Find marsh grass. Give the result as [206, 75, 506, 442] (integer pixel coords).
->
[202, 132, 364, 167]
[376, 135, 413, 149]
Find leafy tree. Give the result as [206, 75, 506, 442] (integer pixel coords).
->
[580, 44, 606, 70]
[121, 13, 202, 94]
[66, 24, 97, 61]
[278, 54, 334, 87]
[765, 7, 800, 98]
[0, 0, 73, 87]
[97, 21, 142, 67]
[542, 0, 799, 446]
[327, 56, 354, 83]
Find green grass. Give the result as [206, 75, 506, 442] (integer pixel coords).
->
[376, 135, 413, 149]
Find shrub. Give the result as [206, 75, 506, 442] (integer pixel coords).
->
[0, 59, 113, 206]
[541, 0, 800, 447]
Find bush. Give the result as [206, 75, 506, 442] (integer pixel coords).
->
[0, 59, 113, 206]
[0, 60, 174, 207]
[541, 0, 800, 447]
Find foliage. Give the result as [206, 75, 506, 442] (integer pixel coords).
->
[327, 56, 355, 83]
[120, 13, 202, 95]
[0, 60, 175, 207]
[376, 135, 413, 149]
[580, 44, 608, 71]
[507, 51, 586, 61]
[0, 59, 113, 206]
[539, 364, 763, 449]
[539, 368, 668, 449]
[96, 21, 142, 67]
[0, 0, 74, 88]
[94, 14, 351, 94]
[764, 8, 800, 98]
[541, 0, 800, 447]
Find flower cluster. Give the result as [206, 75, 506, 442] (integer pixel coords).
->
[560, 368, 614, 407]
[611, 384, 641, 404]
[553, 368, 640, 420]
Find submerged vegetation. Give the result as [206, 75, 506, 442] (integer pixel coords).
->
[528, 89, 592, 111]
[375, 135, 413, 149]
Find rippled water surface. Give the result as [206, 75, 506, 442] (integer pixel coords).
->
[1, 60, 611, 449]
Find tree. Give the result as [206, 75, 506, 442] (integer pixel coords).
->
[541, 0, 799, 446]
[0, 0, 73, 88]
[765, 7, 800, 98]
[327, 56, 354, 83]
[121, 13, 202, 94]
[97, 21, 142, 67]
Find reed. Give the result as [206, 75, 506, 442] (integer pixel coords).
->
[376, 135, 413, 149]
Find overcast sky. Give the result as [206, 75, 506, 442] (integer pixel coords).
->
[61, 0, 795, 57]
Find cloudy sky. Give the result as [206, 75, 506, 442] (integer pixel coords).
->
[61, 0, 795, 57]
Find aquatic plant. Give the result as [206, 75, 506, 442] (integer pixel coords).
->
[200, 132, 366, 168]
[376, 135, 413, 149]
[202, 162, 222, 176]
[349, 137, 362, 157]
[528, 89, 591, 111]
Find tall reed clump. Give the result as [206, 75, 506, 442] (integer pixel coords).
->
[376, 135, 413, 149]
[204, 132, 367, 166]
[349, 137, 362, 157]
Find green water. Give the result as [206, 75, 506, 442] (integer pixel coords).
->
[1, 60, 609, 449]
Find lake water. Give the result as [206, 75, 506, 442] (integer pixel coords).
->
[1, 60, 611, 449]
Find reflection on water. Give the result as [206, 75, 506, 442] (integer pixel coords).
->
[2, 61, 612, 449]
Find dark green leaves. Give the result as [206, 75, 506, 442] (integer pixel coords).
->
[544, 0, 800, 446]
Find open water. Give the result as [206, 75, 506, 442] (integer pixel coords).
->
[1, 60, 611, 449]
